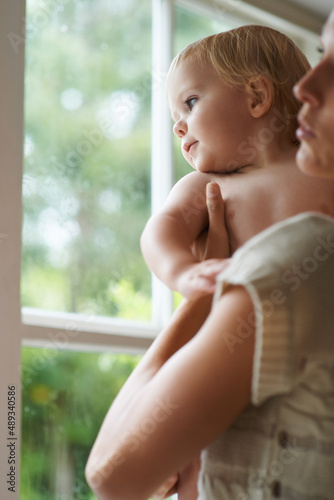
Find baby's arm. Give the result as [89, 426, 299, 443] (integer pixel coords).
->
[140, 172, 230, 298]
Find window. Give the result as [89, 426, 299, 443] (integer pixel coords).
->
[21, 348, 141, 499]
[0, 1, 325, 499]
[22, 0, 153, 321]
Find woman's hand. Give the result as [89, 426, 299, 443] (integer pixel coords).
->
[150, 473, 179, 499]
[192, 182, 230, 261]
[180, 182, 230, 299]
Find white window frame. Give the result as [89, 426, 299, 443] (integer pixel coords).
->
[0, 1, 326, 498]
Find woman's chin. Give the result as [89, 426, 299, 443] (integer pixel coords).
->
[296, 145, 333, 179]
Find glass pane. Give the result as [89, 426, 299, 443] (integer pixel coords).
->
[21, 347, 177, 500]
[20, 347, 141, 499]
[22, 0, 152, 320]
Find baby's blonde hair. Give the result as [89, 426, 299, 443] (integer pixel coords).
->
[167, 25, 310, 142]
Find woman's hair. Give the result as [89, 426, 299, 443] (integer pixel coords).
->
[167, 25, 310, 142]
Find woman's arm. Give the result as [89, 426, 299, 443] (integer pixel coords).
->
[85, 286, 255, 500]
[140, 173, 229, 298]
[104, 293, 215, 417]
[85, 293, 214, 500]
[85, 183, 232, 500]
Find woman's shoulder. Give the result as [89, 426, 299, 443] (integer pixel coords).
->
[215, 212, 334, 299]
[235, 212, 334, 263]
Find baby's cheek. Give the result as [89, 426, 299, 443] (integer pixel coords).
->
[182, 150, 195, 169]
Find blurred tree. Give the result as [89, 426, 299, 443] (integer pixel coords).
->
[22, 0, 152, 317]
[21, 347, 141, 499]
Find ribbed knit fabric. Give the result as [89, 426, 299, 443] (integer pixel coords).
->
[198, 213, 334, 499]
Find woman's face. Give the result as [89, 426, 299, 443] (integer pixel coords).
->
[294, 9, 334, 178]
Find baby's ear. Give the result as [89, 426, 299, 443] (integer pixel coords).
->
[246, 76, 274, 118]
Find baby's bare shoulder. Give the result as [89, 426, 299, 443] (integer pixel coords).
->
[167, 171, 213, 204]
[175, 171, 213, 189]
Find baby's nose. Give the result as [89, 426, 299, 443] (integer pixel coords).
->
[173, 119, 187, 138]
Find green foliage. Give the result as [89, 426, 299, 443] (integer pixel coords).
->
[22, 0, 152, 318]
[21, 347, 175, 499]
[21, 347, 141, 499]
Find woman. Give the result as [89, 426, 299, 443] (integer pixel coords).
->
[85, 9, 334, 500]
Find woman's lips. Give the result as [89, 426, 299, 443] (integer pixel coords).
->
[296, 119, 316, 141]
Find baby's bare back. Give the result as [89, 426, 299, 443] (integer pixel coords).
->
[210, 162, 334, 255]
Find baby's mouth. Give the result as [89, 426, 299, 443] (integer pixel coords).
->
[183, 141, 198, 154]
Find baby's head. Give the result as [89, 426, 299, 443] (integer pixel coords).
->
[167, 25, 310, 143]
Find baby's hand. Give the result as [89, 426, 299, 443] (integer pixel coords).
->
[177, 259, 230, 300]
[150, 473, 178, 499]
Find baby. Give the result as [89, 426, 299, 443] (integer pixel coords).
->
[141, 25, 334, 301]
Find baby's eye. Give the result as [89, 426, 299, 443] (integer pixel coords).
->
[185, 97, 197, 110]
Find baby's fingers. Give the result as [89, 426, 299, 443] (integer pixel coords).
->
[199, 258, 231, 277]
[190, 260, 231, 297]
